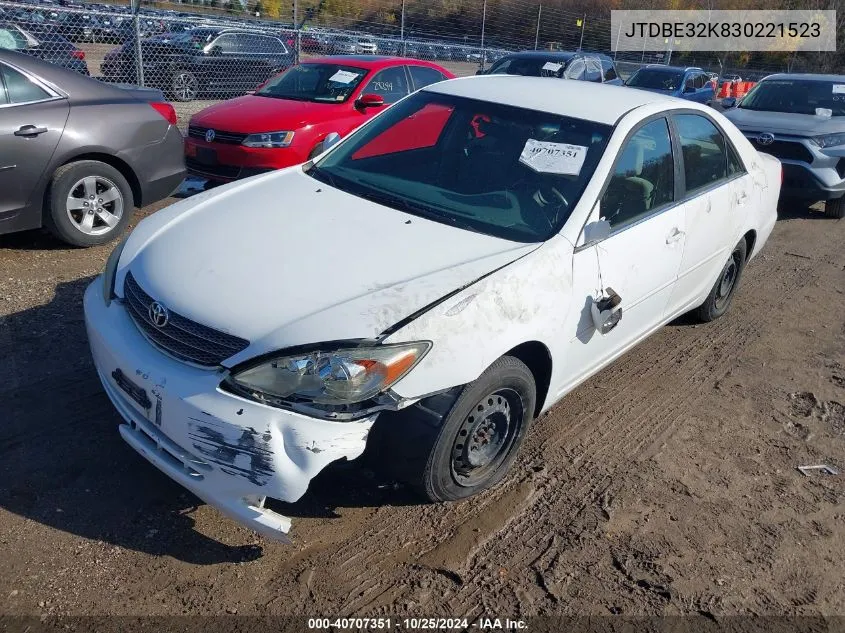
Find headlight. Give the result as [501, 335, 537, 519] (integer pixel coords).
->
[228, 342, 431, 406]
[242, 131, 295, 148]
[102, 237, 128, 307]
[811, 133, 845, 148]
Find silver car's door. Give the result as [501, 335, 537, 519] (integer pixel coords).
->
[0, 61, 69, 217]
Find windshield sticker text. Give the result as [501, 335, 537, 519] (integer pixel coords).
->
[541, 62, 563, 72]
[833, 84, 845, 94]
[329, 70, 360, 84]
[519, 140, 588, 176]
[373, 81, 394, 91]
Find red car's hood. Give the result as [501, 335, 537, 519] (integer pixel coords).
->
[190, 95, 352, 133]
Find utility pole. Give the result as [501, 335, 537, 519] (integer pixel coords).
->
[534, 4, 541, 51]
[131, 0, 144, 86]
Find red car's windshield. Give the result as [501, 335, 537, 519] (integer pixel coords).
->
[256, 63, 368, 103]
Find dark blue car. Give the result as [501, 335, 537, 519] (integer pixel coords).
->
[624, 65, 715, 103]
[481, 51, 624, 86]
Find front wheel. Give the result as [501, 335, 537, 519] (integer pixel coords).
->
[694, 239, 747, 322]
[371, 356, 536, 502]
[825, 197, 845, 219]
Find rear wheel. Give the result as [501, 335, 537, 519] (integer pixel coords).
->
[171, 70, 198, 102]
[694, 239, 747, 322]
[825, 197, 845, 219]
[45, 160, 133, 247]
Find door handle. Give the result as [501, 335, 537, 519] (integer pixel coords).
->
[736, 191, 748, 205]
[14, 125, 48, 137]
[666, 227, 685, 244]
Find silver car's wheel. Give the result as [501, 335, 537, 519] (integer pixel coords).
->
[65, 176, 124, 237]
[172, 71, 198, 101]
[46, 160, 134, 247]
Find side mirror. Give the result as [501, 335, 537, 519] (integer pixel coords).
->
[356, 93, 385, 109]
[582, 218, 611, 246]
[720, 97, 736, 108]
[322, 132, 341, 152]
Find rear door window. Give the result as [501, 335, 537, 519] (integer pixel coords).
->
[673, 113, 729, 193]
[0, 64, 51, 104]
[409, 65, 448, 91]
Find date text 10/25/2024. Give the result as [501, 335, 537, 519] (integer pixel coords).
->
[307, 618, 529, 630]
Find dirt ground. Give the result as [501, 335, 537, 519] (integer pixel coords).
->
[0, 198, 843, 619]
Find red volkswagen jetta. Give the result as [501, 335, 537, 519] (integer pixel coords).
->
[184, 56, 456, 184]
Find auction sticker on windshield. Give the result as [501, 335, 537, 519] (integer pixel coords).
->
[519, 140, 587, 175]
[542, 62, 563, 72]
[833, 84, 845, 94]
[329, 70, 360, 84]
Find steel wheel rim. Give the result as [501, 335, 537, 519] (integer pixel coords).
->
[174, 72, 197, 100]
[451, 388, 523, 487]
[715, 254, 740, 310]
[66, 176, 123, 236]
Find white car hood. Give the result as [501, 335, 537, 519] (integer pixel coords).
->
[118, 169, 537, 365]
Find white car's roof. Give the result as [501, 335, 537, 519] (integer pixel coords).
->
[425, 75, 678, 125]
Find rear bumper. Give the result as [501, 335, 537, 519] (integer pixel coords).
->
[134, 125, 186, 205]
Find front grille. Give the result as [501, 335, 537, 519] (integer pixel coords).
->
[187, 125, 248, 145]
[746, 136, 814, 163]
[185, 157, 242, 180]
[123, 272, 250, 367]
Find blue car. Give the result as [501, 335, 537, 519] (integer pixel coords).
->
[624, 65, 715, 103]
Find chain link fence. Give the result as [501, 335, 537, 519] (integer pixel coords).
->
[0, 0, 834, 126]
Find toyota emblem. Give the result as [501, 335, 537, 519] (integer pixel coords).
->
[148, 301, 170, 328]
[757, 132, 775, 146]
[205, 129, 215, 143]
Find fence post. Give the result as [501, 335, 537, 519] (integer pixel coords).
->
[400, 0, 406, 56]
[534, 3, 541, 51]
[480, 0, 487, 71]
[293, 0, 300, 64]
[132, 0, 144, 86]
[613, 22, 621, 61]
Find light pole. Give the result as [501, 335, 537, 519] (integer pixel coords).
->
[578, 14, 585, 51]
[534, 3, 542, 51]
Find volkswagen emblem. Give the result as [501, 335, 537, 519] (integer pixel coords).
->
[148, 301, 170, 329]
[205, 129, 215, 143]
[757, 132, 775, 146]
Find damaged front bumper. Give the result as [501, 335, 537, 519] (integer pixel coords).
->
[83, 280, 376, 542]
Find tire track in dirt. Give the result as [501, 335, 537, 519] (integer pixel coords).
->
[283, 221, 844, 616]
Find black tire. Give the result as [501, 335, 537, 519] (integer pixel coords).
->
[369, 356, 536, 502]
[308, 143, 325, 161]
[825, 197, 845, 219]
[44, 160, 134, 248]
[694, 239, 747, 322]
[171, 69, 199, 102]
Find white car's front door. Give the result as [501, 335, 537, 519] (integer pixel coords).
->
[668, 113, 748, 313]
[556, 117, 687, 395]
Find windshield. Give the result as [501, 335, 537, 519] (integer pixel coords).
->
[626, 68, 684, 91]
[256, 63, 368, 103]
[739, 79, 845, 116]
[307, 91, 612, 243]
[487, 56, 571, 77]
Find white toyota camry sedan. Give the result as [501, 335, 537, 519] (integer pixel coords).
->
[84, 76, 780, 540]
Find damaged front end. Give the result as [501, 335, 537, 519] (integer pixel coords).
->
[84, 280, 386, 542]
